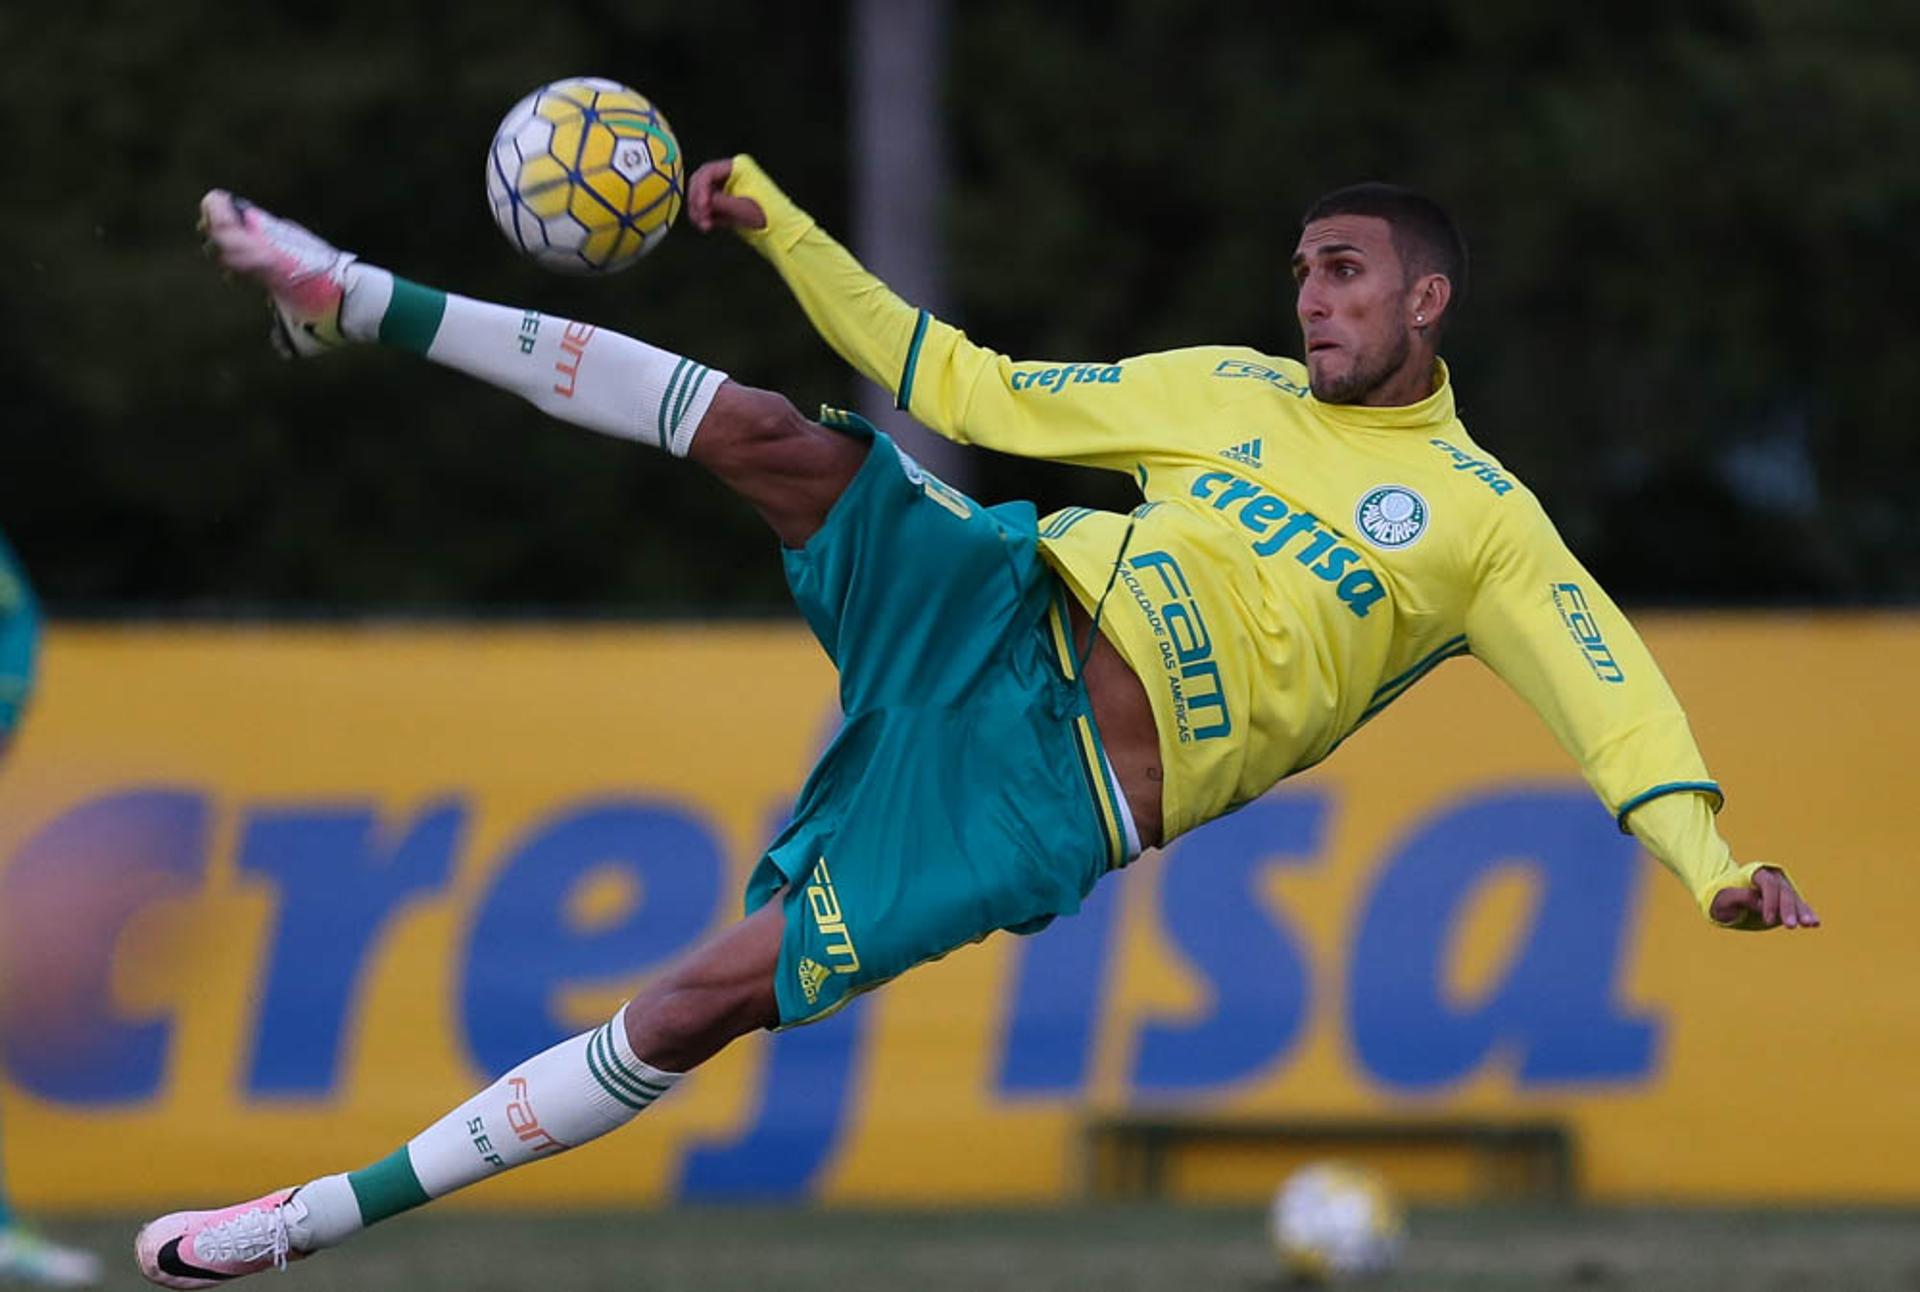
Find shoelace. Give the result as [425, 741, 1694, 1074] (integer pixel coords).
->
[195, 1202, 292, 1272]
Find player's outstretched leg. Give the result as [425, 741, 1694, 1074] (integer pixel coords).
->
[199, 190, 864, 547]
[0, 1216, 102, 1288]
[135, 901, 782, 1287]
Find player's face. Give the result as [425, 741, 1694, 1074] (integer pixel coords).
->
[1292, 215, 1424, 406]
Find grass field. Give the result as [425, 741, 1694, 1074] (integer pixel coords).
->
[42, 1205, 1920, 1292]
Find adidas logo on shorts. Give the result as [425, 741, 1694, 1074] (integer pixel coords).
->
[797, 957, 832, 1005]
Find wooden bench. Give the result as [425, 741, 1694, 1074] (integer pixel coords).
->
[1081, 1114, 1577, 1202]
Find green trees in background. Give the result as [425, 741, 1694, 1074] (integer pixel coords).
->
[3, 0, 1913, 611]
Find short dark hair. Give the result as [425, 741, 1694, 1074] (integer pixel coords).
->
[1302, 182, 1468, 307]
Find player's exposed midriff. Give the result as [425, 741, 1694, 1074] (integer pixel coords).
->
[1067, 595, 1164, 847]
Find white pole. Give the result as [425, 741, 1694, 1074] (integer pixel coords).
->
[850, 0, 972, 490]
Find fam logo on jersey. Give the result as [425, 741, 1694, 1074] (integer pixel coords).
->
[1550, 582, 1625, 684]
[1210, 358, 1310, 398]
[1117, 549, 1232, 743]
[1355, 486, 1429, 549]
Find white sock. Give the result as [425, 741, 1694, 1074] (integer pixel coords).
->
[295, 1006, 681, 1250]
[339, 263, 724, 457]
[286, 1174, 357, 1250]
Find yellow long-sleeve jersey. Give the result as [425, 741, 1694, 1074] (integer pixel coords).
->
[726, 155, 1769, 921]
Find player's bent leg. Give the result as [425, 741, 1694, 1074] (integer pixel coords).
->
[135, 903, 786, 1288]
[622, 893, 784, 1071]
[685, 383, 866, 550]
[203, 185, 844, 529]
[202, 190, 865, 548]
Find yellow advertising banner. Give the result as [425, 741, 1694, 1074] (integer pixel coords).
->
[0, 617, 1910, 1209]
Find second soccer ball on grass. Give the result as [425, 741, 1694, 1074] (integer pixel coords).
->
[1268, 1161, 1405, 1283]
[485, 76, 684, 275]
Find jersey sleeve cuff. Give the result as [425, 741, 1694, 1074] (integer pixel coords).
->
[1696, 860, 1805, 929]
[725, 154, 816, 253]
[1614, 780, 1723, 833]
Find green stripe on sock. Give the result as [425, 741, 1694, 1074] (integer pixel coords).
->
[378, 278, 448, 355]
[594, 1025, 669, 1098]
[593, 1024, 669, 1095]
[656, 357, 691, 448]
[347, 1148, 430, 1225]
[593, 1026, 665, 1098]
[586, 1033, 653, 1111]
[669, 364, 709, 444]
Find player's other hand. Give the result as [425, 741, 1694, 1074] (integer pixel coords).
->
[688, 159, 767, 233]
[1709, 865, 1820, 931]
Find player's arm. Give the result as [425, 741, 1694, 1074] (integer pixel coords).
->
[1461, 496, 1818, 931]
[691, 155, 1159, 471]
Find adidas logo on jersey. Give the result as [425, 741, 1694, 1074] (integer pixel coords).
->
[1220, 438, 1263, 468]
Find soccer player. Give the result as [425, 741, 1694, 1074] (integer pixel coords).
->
[139, 160, 1817, 1287]
[0, 533, 103, 1289]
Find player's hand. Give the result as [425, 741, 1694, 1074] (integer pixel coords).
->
[1708, 865, 1821, 931]
[687, 159, 767, 233]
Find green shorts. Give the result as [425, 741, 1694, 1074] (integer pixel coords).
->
[746, 411, 1131, 1026]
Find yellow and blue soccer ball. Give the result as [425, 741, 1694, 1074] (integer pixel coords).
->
[1268, 1162, 1405, 1282]
[485, 77, 683, 275]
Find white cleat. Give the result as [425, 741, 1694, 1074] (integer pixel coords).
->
[133, 1188, 312, 1289]
[0, 1225, 104, 1288]
[198, 190, 354, 358]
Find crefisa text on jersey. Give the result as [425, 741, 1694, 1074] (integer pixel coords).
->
[1189, 471, 1387, 617]
[1427, 438, 1514, 495]
[1009, 363, 1124, 393]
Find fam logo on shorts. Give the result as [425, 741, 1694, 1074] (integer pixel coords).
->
[1354, 485, 1429, 549]
[798, 857, 862, 1005]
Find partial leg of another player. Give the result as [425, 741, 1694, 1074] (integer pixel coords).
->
[0, 1100, 103, 1286]
[0, 730, 102, 1286]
